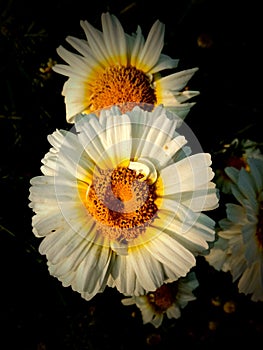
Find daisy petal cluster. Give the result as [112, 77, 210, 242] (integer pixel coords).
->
[29, 105, 218, 301]
[53, 12, 200, 123]
[121, 271, 199, 328]
[206, 157, 263, 301]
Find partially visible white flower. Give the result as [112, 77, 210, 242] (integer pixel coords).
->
[206, 157, 263, 302]
[242, 139, 263, 160]
[53, 12, 199, 123]
[121, 271, 199, 328]
[214, 138, 263, 194]
[29, 105, 218, 301]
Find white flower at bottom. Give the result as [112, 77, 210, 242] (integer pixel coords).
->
[206, 157, 263, 302]
[121, 271, 199, 328]
[29, 105, 218, 301]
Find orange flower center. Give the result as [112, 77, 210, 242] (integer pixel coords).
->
[89, 65, 157, 113]
[226, 156, 248, 170]
[147, 283, 178, 314]
[84, 166, 158, 242]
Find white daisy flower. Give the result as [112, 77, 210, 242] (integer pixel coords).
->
[206, 157, 263, 302]
[121, 271, 199, 328]
[53, 12, 200, 123]
[29, 105, 218, 301]
[215, 138, 263, 194]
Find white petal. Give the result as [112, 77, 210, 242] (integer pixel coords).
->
[145, 233, 196, 279]
[224, 166, 239, 184]
[238, 261, 263, 301]
[52, 63, 85, 79]
[80, 19, 109, 66]
[109, 254, 145, 296]
[150, 54, 179, 74]
[101, 12, 127, 66]
[56, 46, 91, 76]
[165, 103, 197, 121]
[158, 135, 188, 168]
[136, 20, 165, 73]
[74, 244, 113, 293]
[65, 36, 98, 65]
[140, 304, 155, 324]
[154, 211, 215, 253]
[104, 114, 132, 167]
[121, 297, 136, 306]
[172, 90, 200, 103]
[129, 247, 166, 291]
[205, 243, 229, 271]
[166, 305, 181, 319]
[130, 26, 144, 67]
[160, 153, 214, 195]
[248, 158, 263, 192]
[75, 114, 110, 167]
[32, 210, 64, 237]
[167, 183, 219, 212]
[151, 314, 163, 328]
[39, 228, 80, 263]
[226, 203, 246, 224]
[133, 113, 177, 160]
[156, 68, 199, 91]
[48, 237, 93, 278]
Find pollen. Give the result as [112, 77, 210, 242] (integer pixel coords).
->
[89, 65, 157, 113]
[147, 283, 178, 314]
[84, 166, 158, 242]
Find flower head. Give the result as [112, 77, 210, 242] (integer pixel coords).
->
[206, 157, 263, 301]
[121, 271, 199, 328]
[53, 12, 199, 123]
[29, 105, 218, 301]
[214, 138, 263, 194]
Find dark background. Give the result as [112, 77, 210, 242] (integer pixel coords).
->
[1, 0, 263, 349]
